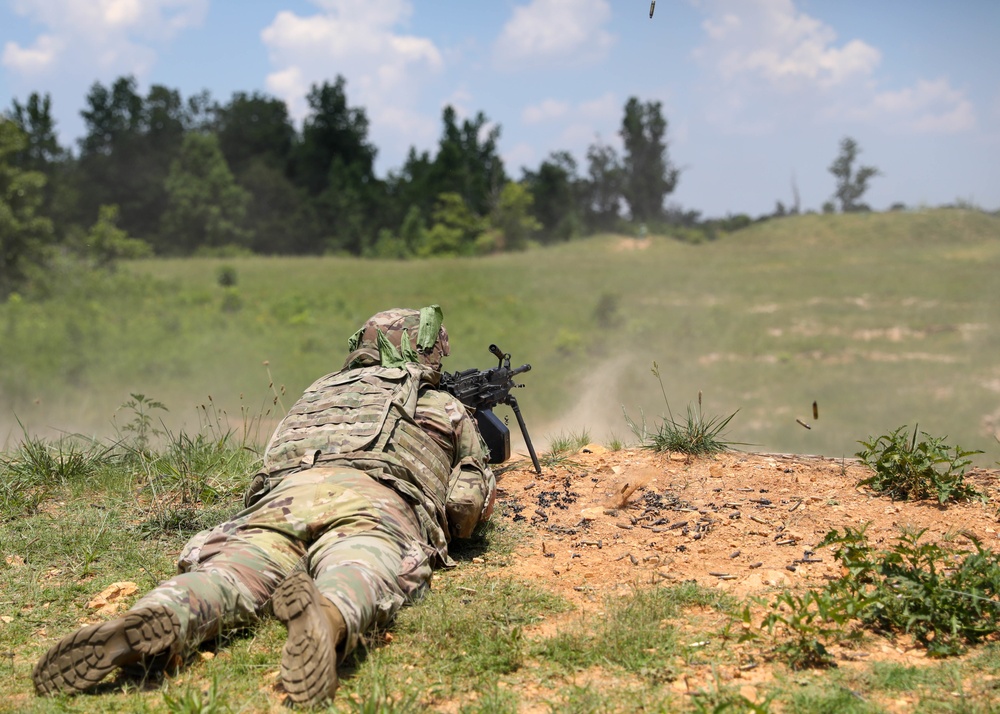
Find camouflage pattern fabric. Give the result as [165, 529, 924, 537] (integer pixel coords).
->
[250, 362, 494, 564]
[129, 363, 494, 659]
[131, 467, 432, 657]
[345, 306, 450, 373]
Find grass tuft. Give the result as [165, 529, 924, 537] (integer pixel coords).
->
[624, 362, 738, 456]
[536, 582, 735, 679]
[540, 429, 591, 467]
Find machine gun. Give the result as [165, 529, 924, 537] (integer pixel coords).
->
[440, 344, 542, 474]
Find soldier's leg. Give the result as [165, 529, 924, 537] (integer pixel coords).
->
[131, 526, 305, 644]
[270, 469, 432, 706]
[34, 516, 305, 695]
[307, 471, 432, 655]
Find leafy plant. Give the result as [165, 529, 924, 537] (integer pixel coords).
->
[821, 527, 1000, 656]
[855, 425, 983, 503]
[747, 526, 1000, 666]
[742, 587, 865, 670]
[115, 393, 169, 455]
[624, 362, 738, 456]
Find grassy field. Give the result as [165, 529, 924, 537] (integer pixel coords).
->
[1, 208, 999, 464]
[3, 434, 1000, 712]
[3, 206, 1000, 712]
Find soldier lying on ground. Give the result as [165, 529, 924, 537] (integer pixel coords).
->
[33, 305, 496, 707]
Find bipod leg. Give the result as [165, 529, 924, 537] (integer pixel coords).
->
[507, 396, 542, 474]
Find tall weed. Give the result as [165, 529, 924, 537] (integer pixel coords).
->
[821, 527, 1000, 656]
[856, 425, 983, 503]
[624, 362, 738, 456]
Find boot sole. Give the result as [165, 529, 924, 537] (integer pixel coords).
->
[272, 571, 337, 706]
[33, 605, 180, 696]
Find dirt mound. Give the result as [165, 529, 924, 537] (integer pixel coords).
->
[493, 447, 1000, 608]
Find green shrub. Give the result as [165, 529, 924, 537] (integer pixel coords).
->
[742, 588, 864, 670]
[855, 425, 983, 503]
[215, 265, 238, 287]
[745, 526, 1000, 666]
[821, 527, 1000, 656]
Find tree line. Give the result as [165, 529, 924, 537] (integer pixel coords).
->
[2, 74, 889, 299]
[1, 77, 679, 281]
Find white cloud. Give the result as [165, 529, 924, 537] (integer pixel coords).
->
[493, 0, 615, 68]
[517, 91, 623, 166]
[2, 34, 63, 74]
[522, 99, 569, 124]
[2, 0, 206, 77]
[695, 0, 880, 90]
[560, 122, 605, 149]
[504, 141, 537, 172]
[835, 79, 976, 134]
[577, 92, 618, 122]
[692, 0, 974, 135]
[261, 0, 443, 158]
[522, 92, 617, 126]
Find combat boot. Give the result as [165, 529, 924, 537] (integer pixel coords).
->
[272, 571, 347, 706]
[33, 605, 182, 695]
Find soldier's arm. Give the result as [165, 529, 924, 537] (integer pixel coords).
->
[415, 390, 496, 539]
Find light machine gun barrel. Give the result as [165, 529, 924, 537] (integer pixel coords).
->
[440, 344, 542, 474]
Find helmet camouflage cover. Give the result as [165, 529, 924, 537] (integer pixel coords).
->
[345, 305, 450, 372]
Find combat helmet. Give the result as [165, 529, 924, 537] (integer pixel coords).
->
[344, 305, 450, 372]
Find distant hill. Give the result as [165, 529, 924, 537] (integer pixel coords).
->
[2, 209, 998, 464]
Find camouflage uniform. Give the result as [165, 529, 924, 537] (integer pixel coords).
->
[33, 306, 495, 699]
[131, 361, 494, 656]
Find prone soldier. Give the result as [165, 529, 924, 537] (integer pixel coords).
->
[33, 305, 496, 707]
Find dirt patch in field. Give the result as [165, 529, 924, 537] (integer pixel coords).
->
[493, 448, 1000, 605]
[484, 446, 1000, 687]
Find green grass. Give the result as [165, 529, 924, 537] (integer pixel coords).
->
[5, 431, 1000, 711]
[535, 581, 737, 678]
[2, 209, 1000, 465]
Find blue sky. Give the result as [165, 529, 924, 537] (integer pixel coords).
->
[2, 0, 998, 218]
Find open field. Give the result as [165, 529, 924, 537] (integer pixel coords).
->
[3, 205, 1000, 711]
[2, 208, 998, 465]
[2, 435, 1000, 712]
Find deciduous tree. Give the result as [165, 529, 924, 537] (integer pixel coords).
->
[523, 151, 581, 242]
[77, 77, 190, 242]
[160, 133, 251, 254]
[71, 204, 151, 270]
[829, 136, 880, 212]
[430, 106, 506, 217]
[7, 92, 75, 232]
[620, 98, 678, 223]
[215, 92, 296, 175]
[292, 77, 376, 197]
[583, 139, 624, 232]
[0, 120, 54, 297]
[488, 182, 541, 251]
